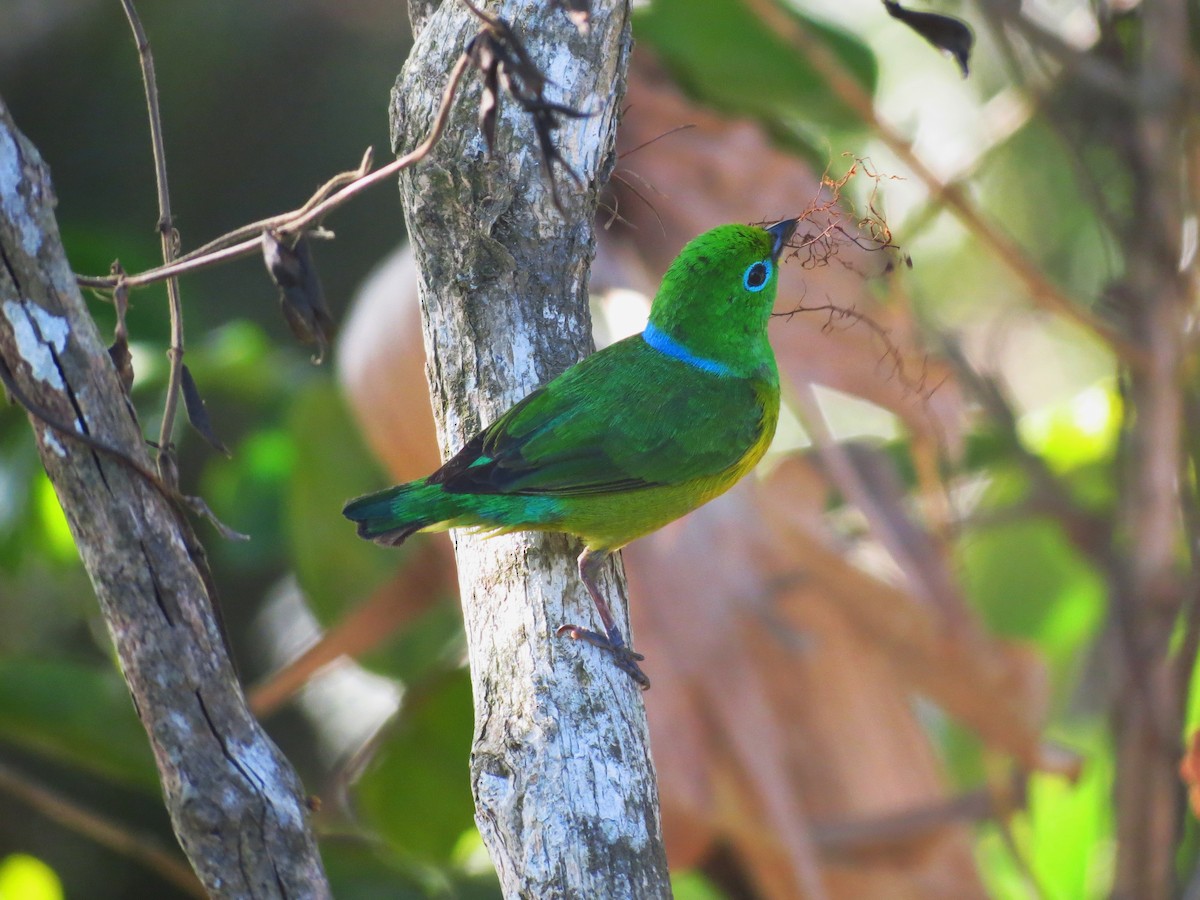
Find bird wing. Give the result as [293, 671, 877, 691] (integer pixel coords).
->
[429, 336, 772, 497]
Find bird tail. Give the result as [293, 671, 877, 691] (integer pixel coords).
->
[343, 480, 457, 547]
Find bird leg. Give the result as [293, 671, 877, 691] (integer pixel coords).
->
[556, 548, 650, 689]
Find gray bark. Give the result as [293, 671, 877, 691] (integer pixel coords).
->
[392, 1, 671, 897]
[0, 97, 330, 899]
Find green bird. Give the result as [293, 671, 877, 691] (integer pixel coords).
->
[344, 218, 797, 687]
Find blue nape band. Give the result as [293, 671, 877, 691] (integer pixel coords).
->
[642, 322, 731, 376]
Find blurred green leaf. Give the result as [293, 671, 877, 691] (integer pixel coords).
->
[0, 659, 157, 790]
[354, 669, 476, 862]
[32, 474, 76, 565]
[363, 600, 463, 686]
[185, 321, 282, 405]
[0, 431, 41, 569]
[286, 380, 402, 622]
[672, 869, 729, 900]
[0, 853, 64, 900]
[201, 426, 296, 569]
[1019, 382, 1119, 473]
[1026, 726, 1115, 897]
[323, 838, 500, 900]
[634, 0, 876, 157]
[960, 519, 1104, 675]
[975, 727, 1114, 898]
[978, 120, 1125, 296]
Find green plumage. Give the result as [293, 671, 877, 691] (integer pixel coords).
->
[344, 219, 797, 687]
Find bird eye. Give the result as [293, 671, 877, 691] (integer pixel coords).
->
[743, 260, 771, 292]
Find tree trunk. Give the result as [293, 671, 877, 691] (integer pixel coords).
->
[1110, 0, 1191, 895]
[0, 97, 330, 899]
[392, 1, 671, 896]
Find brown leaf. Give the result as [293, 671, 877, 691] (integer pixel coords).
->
[107, 334, 134, 396]
[262, 231, 335, 363]
[462, 2, 589, 214]
[624, 475, 990, 897]
[107, 278, 134, 395]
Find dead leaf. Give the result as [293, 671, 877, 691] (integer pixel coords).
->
[180, 364, 230, 457]
[883, 0, 974, 78]
[262, 231, 335, 363]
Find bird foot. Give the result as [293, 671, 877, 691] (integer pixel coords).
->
[556, 624, 651, 690]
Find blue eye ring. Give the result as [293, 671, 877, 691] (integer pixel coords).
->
[743, 259, 772, 292]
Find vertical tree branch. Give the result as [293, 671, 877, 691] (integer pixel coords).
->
[0, 98, 330, 900]
[1109, 0, 1192, 892]
[392, 1, 670, 896]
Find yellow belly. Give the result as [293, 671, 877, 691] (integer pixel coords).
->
[549, 412, 775, 551]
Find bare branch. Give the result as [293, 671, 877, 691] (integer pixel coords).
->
[0, 97, 330, 900]
[391, 0, 671, 895]
[118, 0, 187, 486]
[77, 53, 473, 293]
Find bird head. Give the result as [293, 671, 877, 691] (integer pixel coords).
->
[646, 219, 797, 374]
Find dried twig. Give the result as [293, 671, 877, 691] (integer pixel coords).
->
[77, 53, 472, 293]
[0, 761, 205, 899]
[78, 0, 584, 295]
[0, 355, 248, 542]
[119, 0, 186, 487]
[463, 0, 589, 215]
[768, 159, 943, 402]
[775, 300, 945, 401]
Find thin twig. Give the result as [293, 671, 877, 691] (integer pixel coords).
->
[119, 0, 186, 486]
[0, 356, 246, 542]
[617, 122, 696, 160]
[179, 147, 374, 266]
[811, 771, 1026, 857]
[773, 301, 943, 401]
[939, 337, 1113, 569]
[0, 760, 205, 898]
[791, 380, 972, 630]
[739, 0, 1148, 369]
[78, 53, 472, 293]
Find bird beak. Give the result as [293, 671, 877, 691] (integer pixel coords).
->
[767, 218, 798, 260]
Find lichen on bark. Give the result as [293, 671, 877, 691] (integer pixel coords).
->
[392, 1, 672, 896]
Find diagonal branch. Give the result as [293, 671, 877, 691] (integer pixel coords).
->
[0, 98, 331, 900]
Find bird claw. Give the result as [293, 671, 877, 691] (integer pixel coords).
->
[556, 623, 651, 689]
